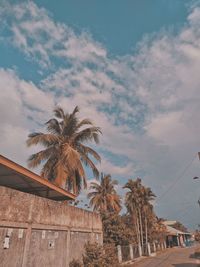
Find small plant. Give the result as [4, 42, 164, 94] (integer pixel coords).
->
[83, 242, 104, 266]
[69, 259, 83, 267]
[83, 242, 119, 267]
[194, 248, 200, 259]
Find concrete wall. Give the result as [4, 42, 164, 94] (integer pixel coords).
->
[0, 186, 103, 267]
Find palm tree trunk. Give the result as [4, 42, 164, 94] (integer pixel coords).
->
[55, 163, 66, 189]
[135, 212, 141, 247]
[145, 214, 148, 246]
[138, 209, 144, 247]
[73, 178, 77, 195]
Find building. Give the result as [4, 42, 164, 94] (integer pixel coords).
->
[0, 155, 103, 267]
[163, 221, 192, 248]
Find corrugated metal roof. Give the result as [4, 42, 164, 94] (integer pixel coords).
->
[163, 220, 177, 226]
[0, 154, 76, 201]
[166, 225, 191, 235]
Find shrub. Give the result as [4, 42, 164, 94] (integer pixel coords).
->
[69, 259, 83, 267]
[83, 242, 119, 267]
[101, 212, 136, 245]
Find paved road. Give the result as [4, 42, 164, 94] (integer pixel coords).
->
[130, 246, 200, 267]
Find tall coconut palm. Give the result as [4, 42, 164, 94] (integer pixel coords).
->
[124, 179, 156, 249]
[141, 186, 156, 246]
[124, 178, 143, 247]
[88, 174, 121, 213]
[26, 106, 101, 195]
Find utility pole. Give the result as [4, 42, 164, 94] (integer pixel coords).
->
[194, 153, 200, 229]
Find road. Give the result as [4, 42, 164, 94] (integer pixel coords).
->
[130, 246, 200, 267]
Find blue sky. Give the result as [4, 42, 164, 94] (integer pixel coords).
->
[33, 0, 189, 54]
[0, 0, 200, 229]
[0, 0, 190, 79]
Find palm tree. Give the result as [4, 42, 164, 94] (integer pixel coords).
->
[88, 174, 121, 213]
[124, 179, 156, 250]
[124, 178, 143, 247]
[26, 106, 101, 194]
[140, 186, 156, 246]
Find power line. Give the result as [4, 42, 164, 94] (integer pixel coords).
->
[174, 203, 197, 218]
[157, 154, 197, 202]
[163, 202, 195, 219]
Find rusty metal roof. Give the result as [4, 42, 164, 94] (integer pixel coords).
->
[166, 225, 191, 236]
[0, 154, 76, 201]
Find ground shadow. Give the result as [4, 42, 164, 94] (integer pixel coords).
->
[173, 262, 200, 267]
[172, 264, 200, 267]
[190, 253, 200, 259]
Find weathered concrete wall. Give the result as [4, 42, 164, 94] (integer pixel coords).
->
[0, 186, 103, 267]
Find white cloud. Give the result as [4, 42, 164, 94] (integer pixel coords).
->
[1, 1, 200, 227]
[0, 124, 29, 165]
[0, 68, 55, 165]
[97, 159, 134, 177]
[0, 2, 106, 67]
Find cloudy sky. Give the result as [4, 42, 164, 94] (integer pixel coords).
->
[0, 0, 200, 229]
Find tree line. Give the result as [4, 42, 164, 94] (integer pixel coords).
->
[27, 106, 167, 247]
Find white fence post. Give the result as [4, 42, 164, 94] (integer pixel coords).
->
[117, 245, 122, 263]
[129, 244, 134, 260]
[138, 244, 142, 257]
[147, 242, 151, 256]
[153, 242, 156, 252]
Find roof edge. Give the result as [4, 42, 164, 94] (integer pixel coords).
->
[0, 154, 76, 200]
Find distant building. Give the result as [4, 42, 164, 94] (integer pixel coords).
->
[162, 221, 177, 226]
[163, 221, 192, 248]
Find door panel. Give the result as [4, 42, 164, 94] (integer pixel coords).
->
[27, 229, 68, 267]
[0, 227, 26, 267]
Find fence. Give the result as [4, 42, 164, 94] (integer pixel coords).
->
[117, 244, 141, 263]
[117, 241, 167, 263]
[121, 245, 131, 262]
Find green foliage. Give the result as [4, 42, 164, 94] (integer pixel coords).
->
[149, 218, 167, 242]
[88, 173, 121, 213]
[26, 106, 101, 194]
[101, 212, 136, 245]
[69, 259, 83, 267]
[83, 242, 119, 267]
[124, 178, 157, 245]
[83, 242, 103, 266]
[194, 230, 200, 242]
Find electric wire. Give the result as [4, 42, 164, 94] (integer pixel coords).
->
[157, 154, 197, 202]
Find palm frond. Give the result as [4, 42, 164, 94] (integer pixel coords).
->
[62, 107, 80, 137]
[63, 115, 78, 137]
[89, 182, 101, 191]
[41, 156, 58, 181]
[81, 154, 99, 179]
[54, 106, 65, 119]
[27, 132, 59, 147]
[72, 106, 79, 115]
[74, 127, 102, 144]
[61, 143, 86, 191]
[45, 118, 61, 135]
[78, 144, 101, 162]
[28, 147, 55, 168]
[87, 191, 98, 199]
[76, 118, 93, 130]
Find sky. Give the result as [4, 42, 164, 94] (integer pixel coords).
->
[0, 0, 200, 229]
